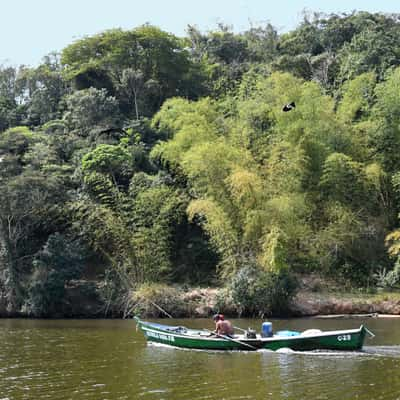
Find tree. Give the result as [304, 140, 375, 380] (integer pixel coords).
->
[0, 172, 66, 313]
[16, 54, 68, 126]
[82, 143, 145, 189]
[186, 24, 256, 97]
[63, 87, 121, 137]
[337, 72, 376, 123]
[61, 26, 202, 116]
[243, 23, 279, 63]
[320, 152, 366, 206]
[151, 97, 221, 168]
[337, 24, 400, 83]
[0, 65, 20, 131]
[369, 67, 400, 172]
[130, 186, 188, 282]
[119, 68, 145, 120]
[0, 125, 72, 314]
[28, 233, 85, 317]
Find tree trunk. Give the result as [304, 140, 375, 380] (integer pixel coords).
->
[133, 88, 139, 120]
[0, 222, 19, 315]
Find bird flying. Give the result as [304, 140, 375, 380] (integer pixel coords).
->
[282, 102, 296, 112]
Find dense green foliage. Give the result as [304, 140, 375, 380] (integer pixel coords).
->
[230, 266, 297, 317]
[28, 233, 86, 316]
[2, 12, 400, 316]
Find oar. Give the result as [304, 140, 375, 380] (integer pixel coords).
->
[205, 329, 257, 350]
[364, 326, 375, 338]
[233, 326, 247, 333]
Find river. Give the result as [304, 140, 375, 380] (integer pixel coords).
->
[0, 317, 400, 400]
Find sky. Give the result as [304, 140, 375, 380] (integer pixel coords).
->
[1, 0, 400, 67]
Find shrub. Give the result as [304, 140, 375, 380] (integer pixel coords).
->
[374, 260, 400, 289]
[229, 266, 298, 317]
[214, 287, 236, 315]
[132, 284, 187, 317]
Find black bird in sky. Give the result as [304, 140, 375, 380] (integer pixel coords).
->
[282, 101, 296, 112]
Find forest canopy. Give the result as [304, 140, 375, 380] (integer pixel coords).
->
[2, 12, 400, 316]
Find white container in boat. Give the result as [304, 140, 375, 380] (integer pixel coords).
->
[261, 321, 273, 337]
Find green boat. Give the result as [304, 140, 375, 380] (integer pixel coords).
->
[134, 317, 372, 351]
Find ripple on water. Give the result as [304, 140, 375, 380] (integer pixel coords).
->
[363, 345, 400, 357]
[2, 319, 400, 400]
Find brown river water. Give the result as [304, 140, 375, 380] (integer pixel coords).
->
[0, 317, 400, 400]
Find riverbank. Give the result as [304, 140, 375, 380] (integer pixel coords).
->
[3, 277, 400, 319]
[291, 291, 400, 317]
[129, 280, 400, 319]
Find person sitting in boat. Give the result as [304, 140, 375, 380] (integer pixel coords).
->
[213, 314, 234, 337]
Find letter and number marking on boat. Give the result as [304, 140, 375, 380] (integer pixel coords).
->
[145, 330, 175, 343]
[337, 334, 351, 341]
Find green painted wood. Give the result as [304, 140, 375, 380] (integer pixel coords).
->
[134, 317, 367, 352]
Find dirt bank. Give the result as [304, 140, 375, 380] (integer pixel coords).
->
[130, 284, 400, 319]
[290, 291, 400, 317]
[4, 279, 400, 319]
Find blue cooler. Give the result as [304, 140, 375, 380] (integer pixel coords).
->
[261, 321, 273, 337]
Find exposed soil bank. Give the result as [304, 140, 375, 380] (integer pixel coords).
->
[290, 291, 400, 317]
[2, 280, 400, 318]
[130, 285, 400, 319]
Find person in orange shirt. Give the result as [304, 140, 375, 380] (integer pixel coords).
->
[213, 314, 234, 337]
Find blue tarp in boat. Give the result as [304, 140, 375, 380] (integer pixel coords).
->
[275, 330, 301, 337]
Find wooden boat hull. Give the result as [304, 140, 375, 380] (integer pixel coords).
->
[134, 317, 367, 352]
[259, 327, 366, 351]
[135, 318, 250, 350]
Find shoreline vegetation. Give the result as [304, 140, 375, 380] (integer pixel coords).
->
[128, 278, 400, 319]
[3, 11, 400, 318]
[3, 278, 400, 319]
